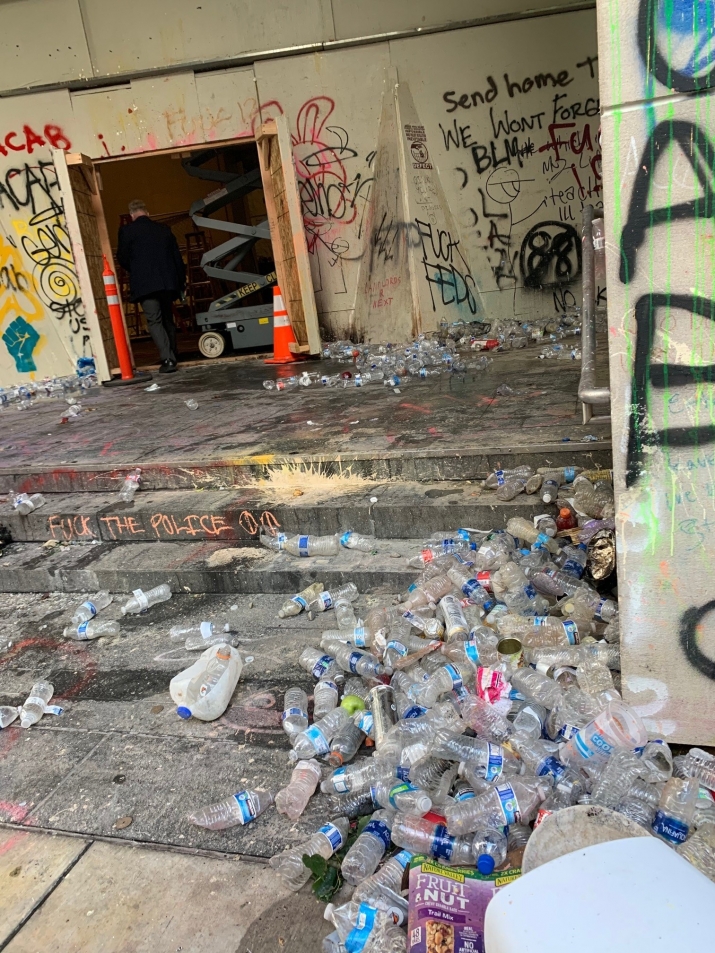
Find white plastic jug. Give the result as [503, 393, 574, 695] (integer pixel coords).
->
[170, 643, 242, 721]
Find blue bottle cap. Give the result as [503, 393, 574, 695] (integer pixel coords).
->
[176, 706, 192, 719]
[477, 854, 495, 875]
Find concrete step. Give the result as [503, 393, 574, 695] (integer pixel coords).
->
[0, 483, 558, 544]
[0, 438, 612, 493]
[0, 539, 431, 594]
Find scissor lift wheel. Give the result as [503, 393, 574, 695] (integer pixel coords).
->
[198, 331, 226, 358]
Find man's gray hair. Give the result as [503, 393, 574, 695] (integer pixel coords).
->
[128, 199, 148, 214]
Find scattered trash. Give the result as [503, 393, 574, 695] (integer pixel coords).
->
[185, 399, 199, 410]
[118, 468, 142, 503]
[278, 582, 325, 618]
[170, 643, 242, 721]
[19, 681, 54, 728]
[0, 706, 18, 729]
[13, 493, 45, 516]
[63, 619, 120, 641]
[582, 434, 599, 442]
[189, 788, 274, 829]
[145, 383, 160, 392]
[70, 591, 113, 625]
[0, 368, 97, 413]
[120, 583, 172, 615]
[113, 816, 133, 830]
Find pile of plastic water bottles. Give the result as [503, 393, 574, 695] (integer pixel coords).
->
[0, 361, 97, 411]
[189, 466, 715, 953]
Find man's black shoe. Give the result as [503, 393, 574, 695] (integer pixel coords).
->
[159, 360, 178, 374]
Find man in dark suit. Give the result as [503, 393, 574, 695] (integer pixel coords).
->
[117, 200, 186, 373]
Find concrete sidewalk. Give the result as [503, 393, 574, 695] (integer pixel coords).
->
[0, 828, 328, 953]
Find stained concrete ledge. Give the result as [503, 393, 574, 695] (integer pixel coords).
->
[0, 483, 557, 544]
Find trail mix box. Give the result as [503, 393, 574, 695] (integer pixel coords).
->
[408, 856, 521, 953]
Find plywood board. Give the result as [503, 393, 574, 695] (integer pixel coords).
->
[257, 116, 320, 354]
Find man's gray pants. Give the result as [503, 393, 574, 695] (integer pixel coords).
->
[141, 293, 177, 363]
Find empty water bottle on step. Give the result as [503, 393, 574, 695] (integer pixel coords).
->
[0, 706, 18, 729]
[282, 687, 309, 740]
[278, 581, 325, 618]
[275, 758, 322, 820]
[118, 468, 141, 502]
[416, 662, 471, 708]
[121, 583, 172, 615]
[321, 759, 392, 795]
[340, 532, 378, 552]
[71, 591, 113, 625]
[332, 644, 385, 677]
[188, 788, 274, 829]
[653, 777, 699, 846]
[291, 707, 351, 760]
[270, 817, 350, 890]
[299, 647, 343, 682]
[314, 678, 340, 718]
[341, 809, 394, 884]
[485, 466, 533, 489]
[170, 621, 214, 642]
[308, 583, 359, 616]
[335, 597, 359, 631]
[446, 776, 551, 835]
[13, 493, 45, 515]
[328, 718, 367, 767]
[19, 681, 54, 728]
[372, 778, 432, 815]
[63, 619, 120, 641]
[283, 534, 340, 557]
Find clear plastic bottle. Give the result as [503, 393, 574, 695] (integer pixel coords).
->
[19, 681, 53, 728]
[493, 562, 548, 616]
[188, 788, 274, 829]
[120, 583, 172, 615]
[282, 687, 309, 740]
[352, 849, 413, 903]
[327, 719, 366, 767]
[505, 518, 559, 554]
[535, 515, 558, 537]
[460, 694, 512, 744]
[446, 776, 551, 835]
[263, 377, 299, 391]
[652, 777, 699, 846]
[171, 621, 214, 642]
[185, 631, 238, 651]
[485, 466, 534, 489]
[335, 597, 358, 631]
[540, 475, 561, 504]
[510, 736, 583, 799]
[13, 492, 46, 515]
[63, 619, 120, 641]
[496, 614, 578, 648]
[616, 796, 657, 829]
[275, 759, 322, 820]
[402, 609, 445, 639]
[527, 566, 588, 598]
[408, 540, 474, 569]
[638, 741, 673, 784]
[323, 901, 406, 953]
[70, 591, 113, 625]
[591, 749, 642, 808]
[560, 700, 648, 767]
[259, 531, 292, 552]
[372, 778, 432, 815]
[308, 583, 359, 615]
[512, 702, 548, 740]
[341, 809, 394, 884]
[416, 661, 471, 708]
[291, 707, 351, 760]
[576, 657, 620, 703]
[298, 647, 343, 682]
[314, 678, 340, 718]
[527, 642, 620, 670]
[438, 594, 469, 640]
[383, 633, 437, 674]
[278, 582, 325, 618]
[325, 789, 376, 819]
[446, 567, 495, 610]
[391, 813, 505, 869]
[119, 468, 141, 502]
[0, 706, 18, 729]
[332, 645, 385, 678]
[322, 627, 373, 648]
[321, 759, 392, 795]
[283, 534, 340, 557]
[402, 575, 454, 611]
[340, 532, 378, 552]
[270, 817, 350, 890]
[678, 831, 715, 881]
[495, 476, 528, 501]
[681, 748, 715, 791]
[509, 668, 563, 709]
[433, 735, 518, 783]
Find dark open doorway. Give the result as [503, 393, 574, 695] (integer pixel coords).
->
[97, 140, 275, 367]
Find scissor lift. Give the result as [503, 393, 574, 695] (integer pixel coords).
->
[183, 150, 277, 357]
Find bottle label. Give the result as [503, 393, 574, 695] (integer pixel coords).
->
[348, 651, 363, 674]
[534, 807, 552, 830]
[594, 599, 608, 620]
[200, 621, 213, 640]
[431, 824, 455, 861]
[394, 849, 412, 868]
[455, 788, 476, 801]
[355, 711, 373, 735]
[532, 617, 548, 626]
[495, 782, 520, 825]
[386, 640, 408, 657]
[319, 822, 346, 852]
[477, 571, 492, 590]
[303, 724, 329, 755]
[523, 583, 537, 600]
[353, 627, 369, 647]
[82, 601, 97, 617]
[485, 743, 504, 781]
[320, 594, 334, 610]
[281, 707, 306, 722]
[495, 469, 505, 486]
[291, 594, 308, 609]
[457, 529, 470, 540]
[345, 903, 377, 953]
[562, 620, 579, 645]
[43, 704, 64, 715]
[132, 588, 149, 610]
[420, 549, 434, 564]
[363, 819, 391, 849]
[25, 694, 50, 709]
[389, 782, 418, 809]
[340, 532, 353, 547]
[574, 728, 614, 760]
[564, 467, 576, 482]
[395, 766, 411, 781]
[331, 767, 349, 793]
[465, 640, 479, 665]
[403, 705, 427, 719]
[233, 791, 257, 824]
[559, 722, 580, 741]
[562, 558, 585, 578]
[537, 756, 566, 782]
[298, 536, 310, 556]
[533, 532, 550, 551]
[320, 680, 338, 696]
[311, 655, 333, 678]
[444, 664, 463, 692]
[76, 621, 91, 640]
[653, 811, 689, 844]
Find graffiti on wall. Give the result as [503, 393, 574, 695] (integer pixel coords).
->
[0, 125, 88, 375]
[440, 56, 600, 310]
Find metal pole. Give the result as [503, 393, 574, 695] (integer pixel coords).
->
[578, 206, 610, 413]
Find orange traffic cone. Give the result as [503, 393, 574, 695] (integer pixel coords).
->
[265, 286, 304, 364]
